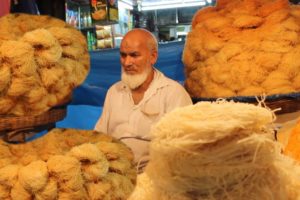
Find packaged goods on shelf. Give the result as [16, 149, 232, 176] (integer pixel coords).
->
[96, 27, 111, 39]
[108, 0, 118, 22]
[90, 0, 108, 21]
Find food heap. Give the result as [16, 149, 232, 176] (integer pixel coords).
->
[0, 128, 136, 200]
[284, 119, 300, 161]
[0, 14, 137, 200]
[129, 101, 300, 200]
[0, 14, 90, 116]
[183, 0, 300, 98]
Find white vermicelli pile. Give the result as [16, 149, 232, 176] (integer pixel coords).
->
[129, 101, 300, 200]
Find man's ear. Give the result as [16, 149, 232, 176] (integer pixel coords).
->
[150, 50, 158, 65]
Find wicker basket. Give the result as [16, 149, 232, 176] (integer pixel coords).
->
[192, 94, 300, 115]
[261, 98, 300, 114]
[0, 105, 67, 143]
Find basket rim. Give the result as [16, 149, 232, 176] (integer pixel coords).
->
[0, 105, 67, 131]
[191, 92, 300, 103]
[192, 95, 300, 115]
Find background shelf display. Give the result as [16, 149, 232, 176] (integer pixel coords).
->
[65, 0, 131, 50]
[66, 0, 214, 47]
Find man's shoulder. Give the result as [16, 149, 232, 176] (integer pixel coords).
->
[108, 81, 126, 91]
[155, 70, 190, 99]
[105, 82, 124, 97]
[157, 72, 185, 89]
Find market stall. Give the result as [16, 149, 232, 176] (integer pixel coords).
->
[1, 0, 300, 199]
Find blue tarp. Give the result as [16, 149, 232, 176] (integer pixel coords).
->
[57, 105, 102, 129]
[57, 41, 186, 129]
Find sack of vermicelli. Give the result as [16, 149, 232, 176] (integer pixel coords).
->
[0, 128, 136, 200]
[183, 0, 300, 98]
[0, 14, 90, 116]
[129, 101, 300, 200]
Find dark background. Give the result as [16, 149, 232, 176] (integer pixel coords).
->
[10, 0, 65, 20]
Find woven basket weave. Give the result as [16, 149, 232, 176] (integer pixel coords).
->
[0, 105, 67, 143]
[0, 106, 67, 131]
[261, 98, 300, 114]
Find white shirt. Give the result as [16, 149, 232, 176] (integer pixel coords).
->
[95, 69, 192, 162]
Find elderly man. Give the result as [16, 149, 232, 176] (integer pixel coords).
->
[95, 28, 192, 166]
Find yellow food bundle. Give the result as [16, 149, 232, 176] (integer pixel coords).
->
[0, 128, 136, 200]
[0, 14, 90, 116]
[183, 0, 300, 98]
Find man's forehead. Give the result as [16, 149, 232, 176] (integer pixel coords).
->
[121, 39, 146, 50]
[120, 49, 139, 54]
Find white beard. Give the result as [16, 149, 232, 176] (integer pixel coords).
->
[121, 67, 151, 90]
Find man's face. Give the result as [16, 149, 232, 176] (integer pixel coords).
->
[120, 39, 154, 76]
[120, 38, 157, 89]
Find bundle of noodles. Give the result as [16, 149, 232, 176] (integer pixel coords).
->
[183, 0, 300, 98]
[0, 13, 89, 116]
[0, 129, 136, 200]
[129, 101, 300, 200]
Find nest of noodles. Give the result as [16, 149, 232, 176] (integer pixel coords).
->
[0, 128, 136, 200]
[0, 13, 90, 116]
[129, 101, 300, 200]
[183, 0, 300, 99]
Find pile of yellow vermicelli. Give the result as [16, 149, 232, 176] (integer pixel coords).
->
[0, 14, 89, 116]
[129, 101, 300, 200]
[0, 129, 136, 200]
[183, 0, 300, 98]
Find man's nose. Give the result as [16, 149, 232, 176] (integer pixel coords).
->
[123, 56, 133, 66]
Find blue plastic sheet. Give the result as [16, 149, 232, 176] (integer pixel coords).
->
[57, 105, 102, 130]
